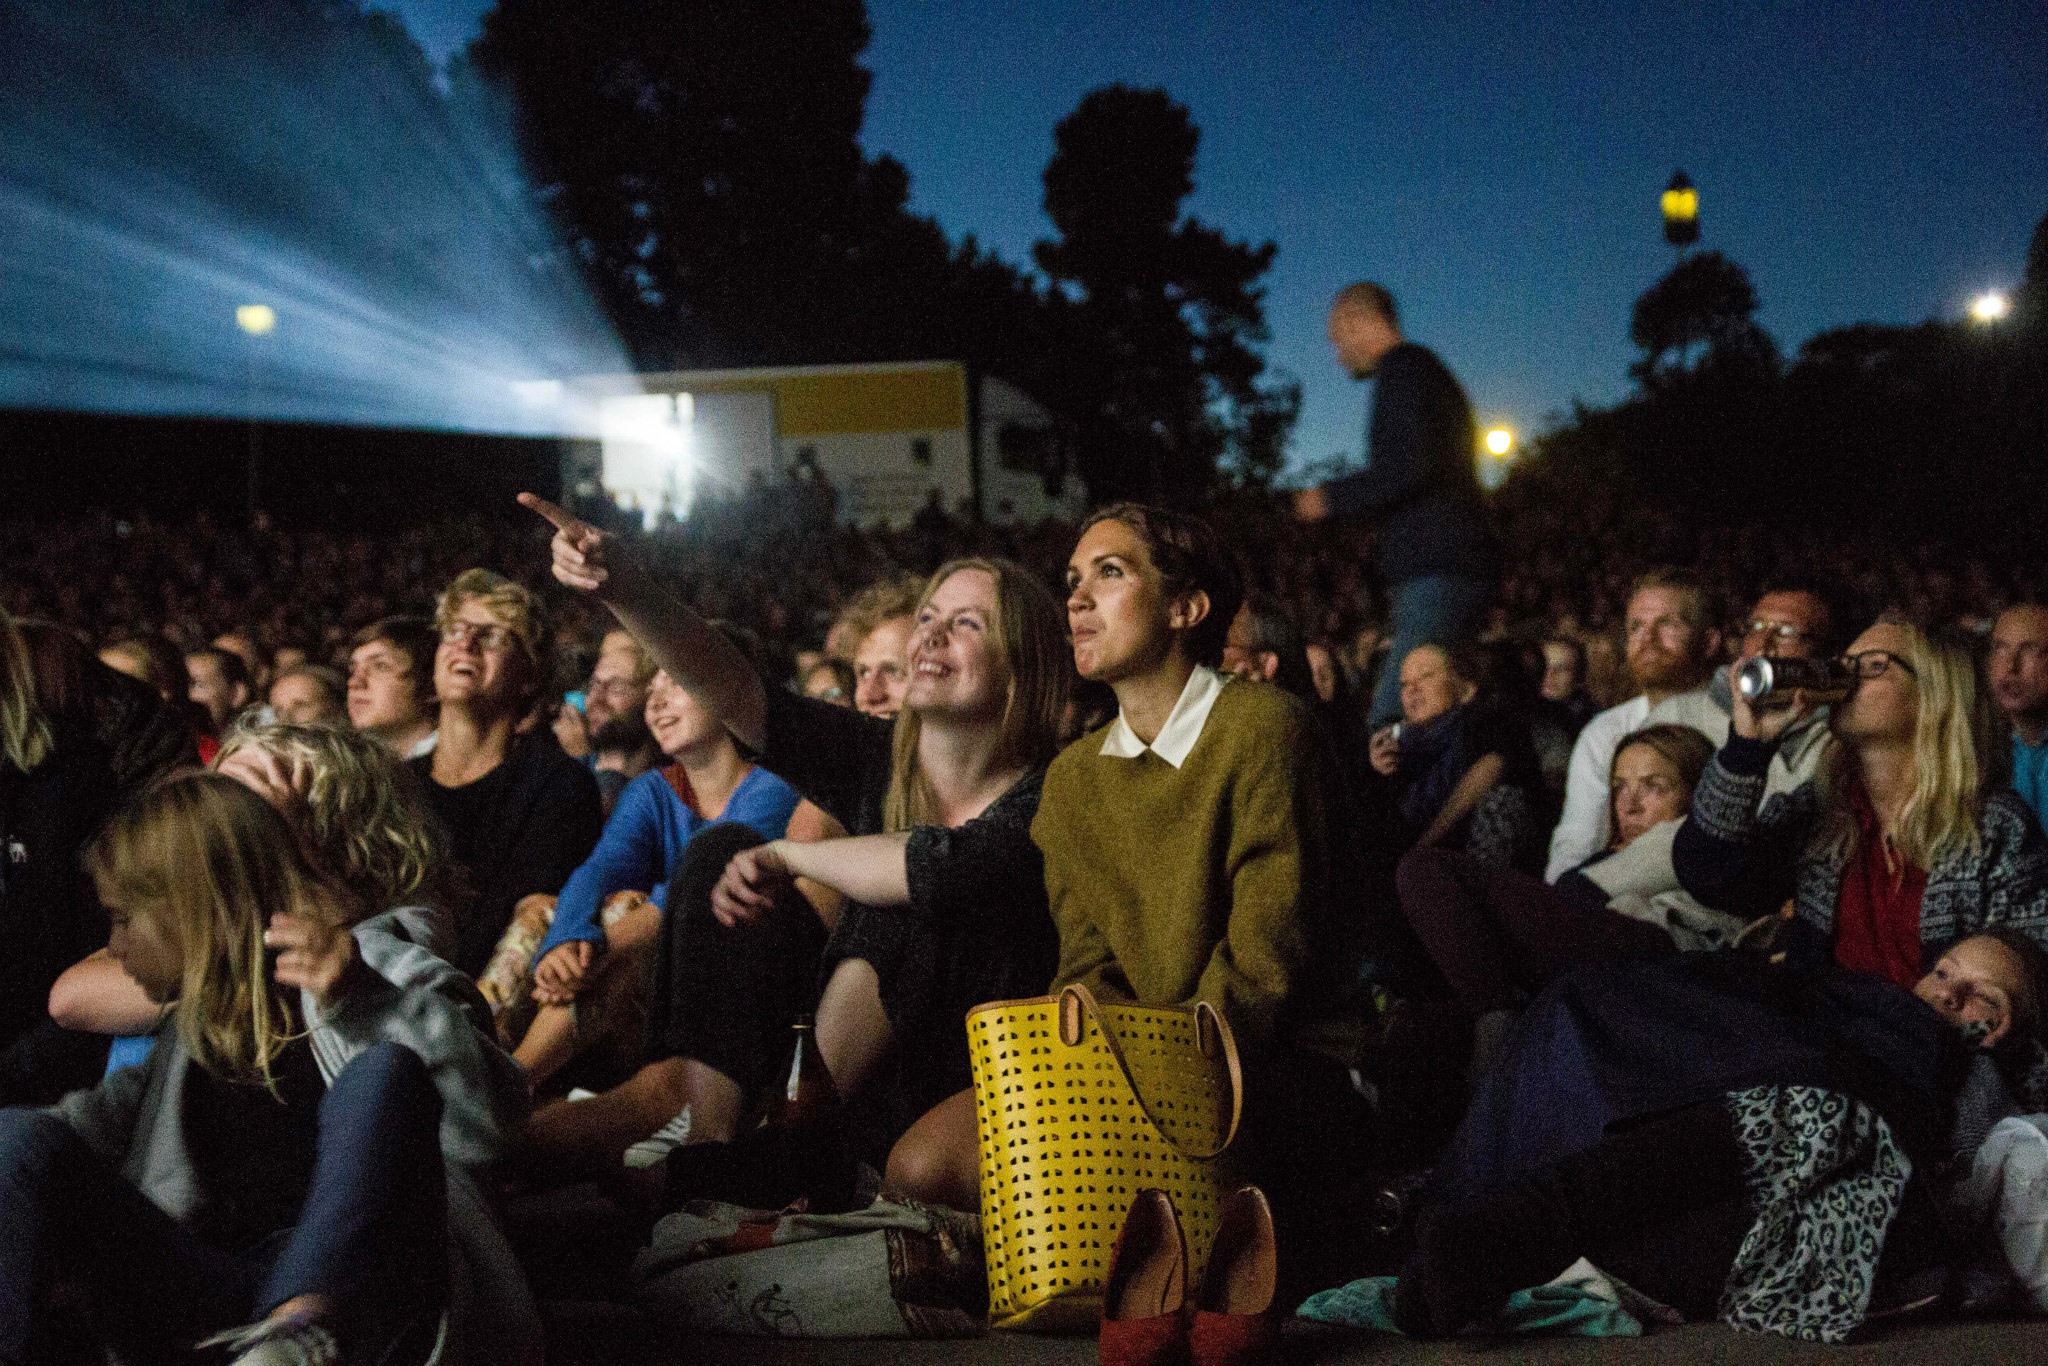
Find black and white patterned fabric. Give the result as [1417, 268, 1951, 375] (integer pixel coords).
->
[1717, 1085, 1911, 1343]
[1463, 782, 1537, 875]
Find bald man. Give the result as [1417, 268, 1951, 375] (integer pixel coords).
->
[1295, 282, 1495, 726]
[1991, 603, 2048, 830]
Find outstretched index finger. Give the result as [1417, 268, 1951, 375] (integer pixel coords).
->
[517, 491, 583, 537]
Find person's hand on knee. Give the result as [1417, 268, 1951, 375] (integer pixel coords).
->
[711, 842, 794, 927]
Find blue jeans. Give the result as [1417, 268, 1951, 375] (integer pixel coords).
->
[1370, 574, 1493, 727]
[0, 1041, 446, 1364]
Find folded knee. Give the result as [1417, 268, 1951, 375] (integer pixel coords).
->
[327, 1042, 438, 1122]
[0, 1106, 78, 1172]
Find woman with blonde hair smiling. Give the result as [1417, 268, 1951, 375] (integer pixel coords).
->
[519, 493, 1068, 1212]
[1677, 615, 2048, 984]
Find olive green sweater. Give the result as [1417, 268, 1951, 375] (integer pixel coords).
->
[1032, 677, 1339, 1045]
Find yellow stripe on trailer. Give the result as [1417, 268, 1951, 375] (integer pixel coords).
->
[680, 364, 968, 437]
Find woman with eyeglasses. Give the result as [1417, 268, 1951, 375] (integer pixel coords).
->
[412, 570, 603, 977]
[1676, 615, 2048, 988]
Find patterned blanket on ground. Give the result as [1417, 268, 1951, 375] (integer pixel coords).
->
[1719, 1085, 1911, 1343]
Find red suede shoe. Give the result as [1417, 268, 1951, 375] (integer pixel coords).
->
[1099, 1188, 1190, 1366]
[1188, 1186, 1280, 1366]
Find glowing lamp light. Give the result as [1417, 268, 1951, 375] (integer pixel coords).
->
[1661, 171, 1699, 248]
[1484, 426, 1514, 457]
[235, 303, 276, 336]
[1970, 291, 2012, 324]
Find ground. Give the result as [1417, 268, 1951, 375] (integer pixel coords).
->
[543, 1304, 2048, 1366]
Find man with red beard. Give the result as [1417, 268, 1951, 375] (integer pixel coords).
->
[1990, 602, 2048, 832]
[1546, 570, 1721, 881]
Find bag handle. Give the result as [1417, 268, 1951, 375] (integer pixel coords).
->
[1058, 983, 1243, 1161]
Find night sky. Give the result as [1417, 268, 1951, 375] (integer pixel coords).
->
[392, 0, 2048, 474]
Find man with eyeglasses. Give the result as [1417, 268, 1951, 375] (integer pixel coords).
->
[1567, 586, 1842, 900]
[412, 568, 602, 976]
[1648, 585, 1837, 780]
[1990, 603, 2048, 832]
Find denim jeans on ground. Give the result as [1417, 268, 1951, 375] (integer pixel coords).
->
[0, 1040, 445, 1364]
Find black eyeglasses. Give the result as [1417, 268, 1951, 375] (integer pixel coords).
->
[1841, 650, 1916, 681]
[1744, 620, 1812, 644]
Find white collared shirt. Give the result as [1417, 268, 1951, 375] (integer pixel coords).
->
[1099, 665, 1227, 769]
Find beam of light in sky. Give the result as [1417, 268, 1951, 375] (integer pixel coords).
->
[0, 0, 631, 439]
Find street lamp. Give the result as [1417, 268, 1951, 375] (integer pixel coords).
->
[235, 304, 275, 523]
[1477, 425, 1517, 490]
[1661, 172, 1699, 250]
[1970, 291, 2012, 324]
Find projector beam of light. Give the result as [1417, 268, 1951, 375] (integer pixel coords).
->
[0, 0, 633, 440]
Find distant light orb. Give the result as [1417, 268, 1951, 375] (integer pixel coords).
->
[1970, 291, 2011, 324]
[1484, 426, 1514, 456]
[235, 303, 276, 336]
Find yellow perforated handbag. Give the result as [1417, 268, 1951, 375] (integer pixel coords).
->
[966, 983, 1244, 1331]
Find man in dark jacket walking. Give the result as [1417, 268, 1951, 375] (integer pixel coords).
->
[1296, 283, 1495, 726]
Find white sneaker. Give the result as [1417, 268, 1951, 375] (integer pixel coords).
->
[197, 1315, 339, 1366]
[565, 1087, 599, 1102]
[623, 1105, 692, 1170]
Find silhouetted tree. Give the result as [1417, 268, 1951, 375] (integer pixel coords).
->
[1524, 214, 2048, 540]
[470, 0, 970, 368]
[1034, 86, 1296, 503]
[1628, 251, 1779, 387]
[2020, 208, 2048, 332]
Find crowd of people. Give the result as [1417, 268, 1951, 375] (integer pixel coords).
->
[3, 469, 2048, 1360]
[6, 299, 2048, 1363]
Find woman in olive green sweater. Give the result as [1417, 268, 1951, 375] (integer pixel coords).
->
[1034, 503, 1369, 1274]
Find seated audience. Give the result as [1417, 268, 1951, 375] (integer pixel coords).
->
[1395, 930, 2048, 1341]
[21, 620, 191, 797]
[517, 492, 1067, 1217]
[0, 609, 121, 1104]
[1369, 643, 1543, 872]
[3, 774, 453, 1366]
[1547, 569, 1722, 880]
[1033, 502, 1369, 1275]
[1537, 635, 1595, 727]
[49, 723, 539, 1361]
[1526, 634, 1594, 799]
[267, 664, 348, 728]
[1989, 602, 2048, 831]
[800, 656, 855, 707]
[552, 627, 657, 767]
[1645, 583, 1840, 785]
[184, 645, 253, 757]
[345, 615, 438, 758]
[98, 635, 187, 705]
[495, 660, 836, 1091]
[411, 569, 603, 977]
[1676, 616, 2048, 987]
[839, 575, 922, 719]
[1221, 593, 1319, 703]
[1396, 723, 1720, 1025]
[211, 630, 267, 694]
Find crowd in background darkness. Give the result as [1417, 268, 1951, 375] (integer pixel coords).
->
[8, 462, 2048, 1361]
[4, 474, 2045, 729]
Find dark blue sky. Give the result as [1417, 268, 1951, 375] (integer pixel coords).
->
[391, 0, 2047, 473]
